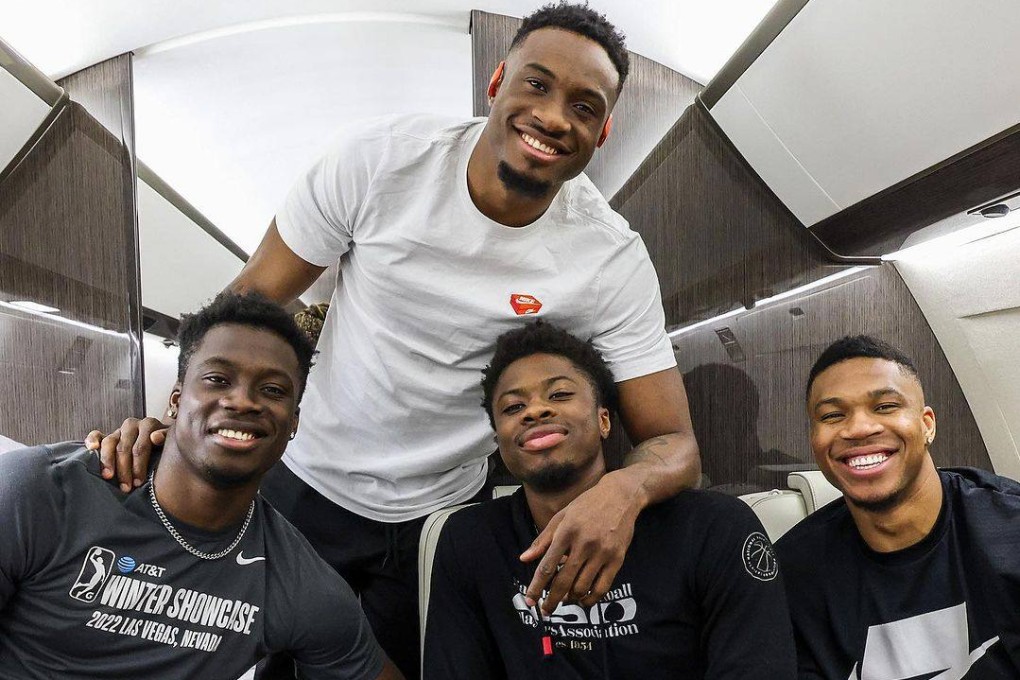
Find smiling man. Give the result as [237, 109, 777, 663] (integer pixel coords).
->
[775, 335, 1020, 679]
[0, 293, 401, 680]
[422, 322, 795, 679]
[91, 3, 700, 677]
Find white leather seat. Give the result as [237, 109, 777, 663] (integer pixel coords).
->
[418, 504, 472, 658]
[787, 470, 841, 513]
[739, 490, 808, 542]
[739, 471, 842, 541]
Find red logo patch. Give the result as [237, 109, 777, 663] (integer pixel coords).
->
[510, 293, 543, 316]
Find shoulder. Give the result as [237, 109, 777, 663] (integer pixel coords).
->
[441, 496, 515, 544]
[941, 467, 1020, 535]
[0, 442, 103, 492]
[337, 113, 479, 153]
[774, 498, 851, 568]
[942, 466, 1020, 501]
[558, 173, 634, 243]
[640, 491, 767, 549]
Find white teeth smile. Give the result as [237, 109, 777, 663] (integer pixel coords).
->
[520, 132, 559, 155]
[847, 453, 889, 470]
[216, 429, 256, 441]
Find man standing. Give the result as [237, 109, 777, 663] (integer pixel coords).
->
[2, 292, 401, 679]
[92, 4, 699, 675]
[776, 335, 1020, 678]
[423, 321, 795, 679]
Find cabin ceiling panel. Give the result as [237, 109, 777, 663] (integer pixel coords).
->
[709, 0, 1020, 226]
[137, 180, 244, 320]
[0, 67, 52, 177]
[132, 20, 472, 253]
[0, 0, 776, 85]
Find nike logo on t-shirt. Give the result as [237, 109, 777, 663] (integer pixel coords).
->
[236, 552, 266, 566]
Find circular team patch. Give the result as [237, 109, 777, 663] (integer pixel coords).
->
[742, 532, 778, 581]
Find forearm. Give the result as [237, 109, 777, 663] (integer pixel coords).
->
[605, 430, 701, 510]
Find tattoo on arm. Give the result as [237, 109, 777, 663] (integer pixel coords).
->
[623, 435, 672, 468]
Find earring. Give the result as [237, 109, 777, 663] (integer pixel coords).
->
[289, 431, 297, 441]
[167, 405, 178, 419]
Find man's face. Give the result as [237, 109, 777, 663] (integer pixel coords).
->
[485, 28, 619, 198]
[807, 358, 936, 512]
[492, 353, 610, 493]
[170, 324, 301, 489]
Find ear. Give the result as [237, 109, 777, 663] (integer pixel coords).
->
[167, 385, 182, 419]
[596, 114, 614, 148]
[289, 407, 301, 441]
[922, 406, 936, 446]
[598, 406, 611, 440]
[487, 61, 506, 103]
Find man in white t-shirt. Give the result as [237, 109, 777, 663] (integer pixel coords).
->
[90, 3, 701, 676]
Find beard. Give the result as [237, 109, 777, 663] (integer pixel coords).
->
[497, 160, 552, 199]
[845, 483, 910, 513]
[520, 460, 585, 493]
[199, 462, 261, 490]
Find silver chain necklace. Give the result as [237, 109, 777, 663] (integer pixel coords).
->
[148, 468, 254, 560]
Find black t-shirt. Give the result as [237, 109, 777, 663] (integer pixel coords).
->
[775, 468, 1020, 679]
[423, 487, 797, 680]
[0, 443, 384, 679]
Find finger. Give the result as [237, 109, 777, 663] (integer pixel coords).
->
[99, 432, 121, 480]
[85, 430, 104, 451]
[580, 569, 616, 608]
[151, 428, 167, 446]
[116, 421, 141, 493]
[520, 512, 564, 563]
[524, 532, 572, 607]
[540, 557, 585, 616]
[569, 560, 602, 605]
[131, 433, 153, 488]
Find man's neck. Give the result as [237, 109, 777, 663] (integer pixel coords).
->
[525, 463, 605, 532]
[152, 441, 258, 532]
[466, 132, 558, 227]
[849, 459, 944, 553]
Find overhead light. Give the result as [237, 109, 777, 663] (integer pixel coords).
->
[668, 307, 744, 338]
[883, 210, 1020, 262]
[8, 300, 59, 313]
[667, 266, 872, 339]
[0, 300, 126, 338]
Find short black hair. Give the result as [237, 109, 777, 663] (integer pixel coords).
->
[177, 291, 316, 398]
[512, 2, 629, 92]
[806, 335, 919, 399]
[481, 320, 617, 428]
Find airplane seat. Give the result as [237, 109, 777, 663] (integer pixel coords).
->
[786, 470, 842, 513]
[418, 503, 474, 656]
[738, 471, 842, 541]
[738, 489, 808, 542]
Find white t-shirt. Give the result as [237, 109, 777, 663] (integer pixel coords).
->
[276, 114, 676, 522]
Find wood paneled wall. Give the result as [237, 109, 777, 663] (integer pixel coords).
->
[673, 266, 989, 492]
[470, 10, 700, 200]
[0, 54, 142, 445]
[613, 102, 991, 489]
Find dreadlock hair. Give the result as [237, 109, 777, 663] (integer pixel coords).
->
[512, 1, 629, 92]
[481, 320, 617, 428]
[176, 291, 316, 398]
[806, 335, 920, 400]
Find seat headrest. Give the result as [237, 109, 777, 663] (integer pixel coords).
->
[787, 470, 842, 514]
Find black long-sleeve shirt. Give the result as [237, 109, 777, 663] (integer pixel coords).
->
[423, 488, 796, 680]
[776, 468, 1020, 679]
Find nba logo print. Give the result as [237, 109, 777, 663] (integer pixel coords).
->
[510, 293, 542, 316]
[69, 546, 116, 603]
